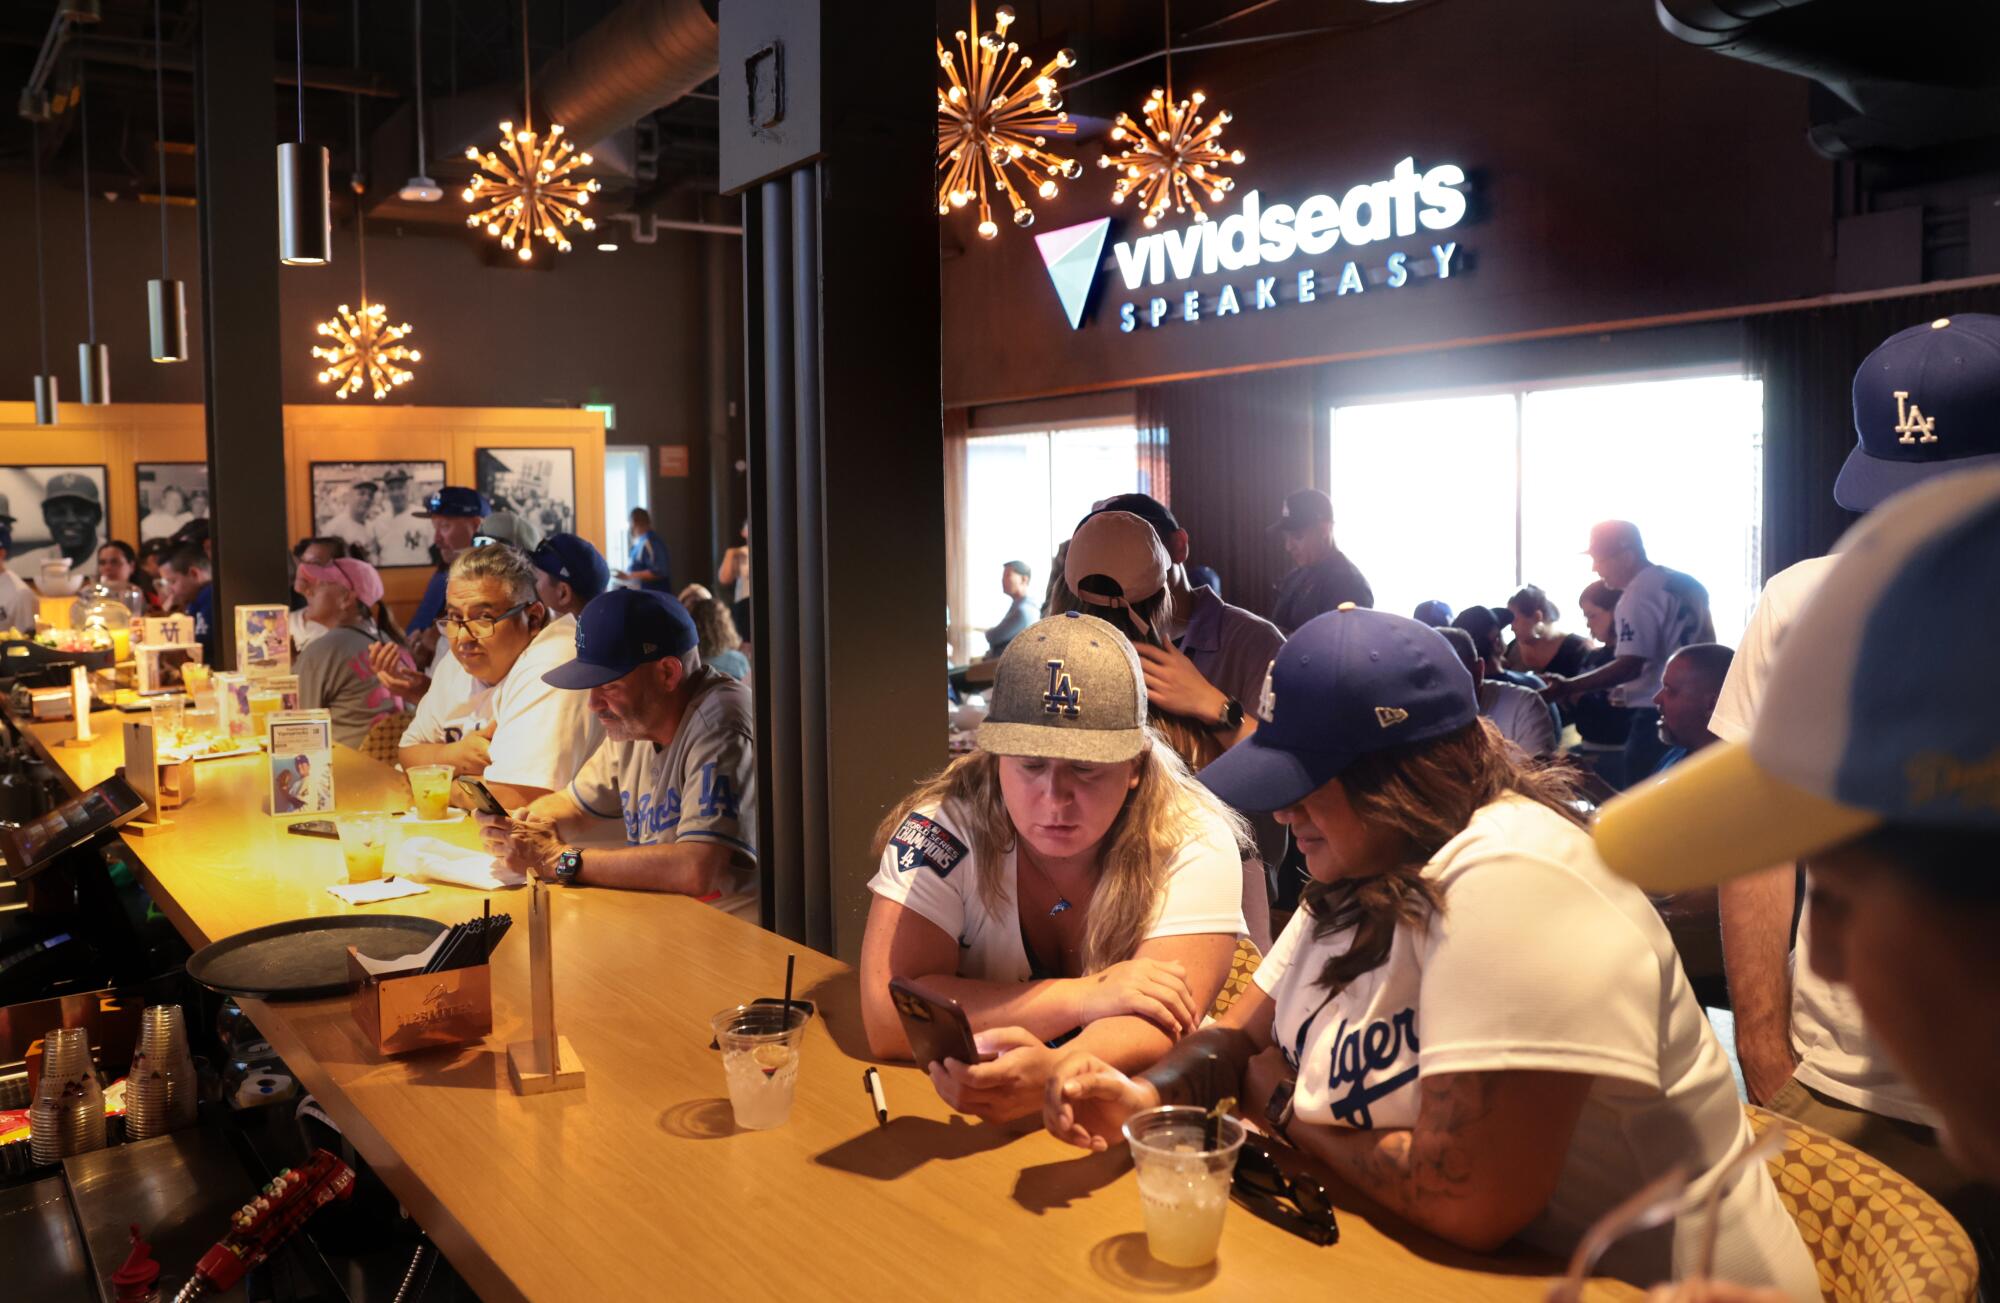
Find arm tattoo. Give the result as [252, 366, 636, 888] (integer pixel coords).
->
[1308, 1073, 1501, 1223]
[1139, 1028, 1259, 1109]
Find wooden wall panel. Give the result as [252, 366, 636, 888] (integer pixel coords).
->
[0, 402, 605, 617]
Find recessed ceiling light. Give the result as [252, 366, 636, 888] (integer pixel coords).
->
[596, 242, 619, 252]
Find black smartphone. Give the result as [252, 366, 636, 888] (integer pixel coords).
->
[888, 977, 981, 1069]
[452, 776, 510, 818]
[285, 819, 339, 839]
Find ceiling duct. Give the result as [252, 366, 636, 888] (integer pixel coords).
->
[1656, 0, 2000, 158]
[535, 0, 718, 153]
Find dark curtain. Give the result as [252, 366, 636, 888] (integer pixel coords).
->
[1145, 368, 1316, 620]
[1747, 286, 2000, 577]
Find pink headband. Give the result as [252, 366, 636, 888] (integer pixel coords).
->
[298, 558, 384, 607]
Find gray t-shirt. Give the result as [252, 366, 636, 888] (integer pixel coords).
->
[567, 667, 759, 919]
[295, 622, 401, 748]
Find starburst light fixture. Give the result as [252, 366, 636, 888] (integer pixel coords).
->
[937, 3, 1081, 239]
[463, 120, 599, 260]
[1100, 87, 1244, 229]
[312, 303, 420, 400]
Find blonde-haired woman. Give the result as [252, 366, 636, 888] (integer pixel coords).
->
[861, 611, 1249, 1123]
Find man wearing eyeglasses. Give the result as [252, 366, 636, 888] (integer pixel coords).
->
[398, 542, 602, 809]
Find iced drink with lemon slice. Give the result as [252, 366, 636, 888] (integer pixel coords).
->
[710, 1004, 809, 1129]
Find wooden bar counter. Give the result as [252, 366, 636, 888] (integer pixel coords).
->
[16, 711, 1636, 1302]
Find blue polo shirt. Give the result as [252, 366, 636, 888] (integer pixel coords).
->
[410, 567, 449, 634]
[628, 531, 673, 594]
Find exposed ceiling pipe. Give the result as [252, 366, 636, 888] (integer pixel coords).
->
[602, 210, 741, 243]
[533, 0, 717, 152]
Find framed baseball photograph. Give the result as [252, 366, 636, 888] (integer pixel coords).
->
[135, 462, 210, 542]
[308, 460, 446, 568]
[476, 448, 576, 538]
[0, 465, 110, 575]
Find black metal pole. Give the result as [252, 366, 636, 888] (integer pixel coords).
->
[758, 180, 803, 940]
[196, 0, 294, 667]
[790, 165, 830, 952]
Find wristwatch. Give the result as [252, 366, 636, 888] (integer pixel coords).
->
[553, 848, 583, 886]
[1264, 1078, 1297, 1142]
[1217, 695, 1245, 730]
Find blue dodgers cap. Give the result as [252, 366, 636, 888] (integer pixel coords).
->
[541, 588, 699, 690]
[1836, 314, 2000, 511]
[415, 485, 491, 518]
[530, 533, 611, 600]
[1198, 607, 1479, 812]
[1597, 466, 2000, 892]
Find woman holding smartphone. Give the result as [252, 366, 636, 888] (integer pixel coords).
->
[1042, 608, 1814, 1294]
[860, 611, 1249, 1124]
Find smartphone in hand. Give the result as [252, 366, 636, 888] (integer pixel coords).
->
[452, 775, 510, 818]
[888, 977, 981, 1069]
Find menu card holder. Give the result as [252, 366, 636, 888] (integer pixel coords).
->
[121, 721, 182, 835]
[506, 881, 585, 1095]
[346, 949, 493, 1057]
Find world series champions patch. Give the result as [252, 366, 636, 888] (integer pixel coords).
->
[889, 813, 969, 879]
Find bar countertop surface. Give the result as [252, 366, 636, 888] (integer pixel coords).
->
[18, 710, 1638, 1301]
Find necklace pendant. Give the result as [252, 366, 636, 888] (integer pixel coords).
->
[1049, 898, 1072, 916]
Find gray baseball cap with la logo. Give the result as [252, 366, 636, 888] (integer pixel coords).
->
[976, 611, 1149, 763]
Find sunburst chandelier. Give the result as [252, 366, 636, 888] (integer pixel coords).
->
[1099, 2, 1244, 228]
[462, 0, 598, 259]
[937, 3, 1080, 239]
[313, 302, 419, 400]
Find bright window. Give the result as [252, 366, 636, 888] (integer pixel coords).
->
[1331, 373, 1763, 645]
[957, 423, 1141, 659]
[603, 445, 650, 567]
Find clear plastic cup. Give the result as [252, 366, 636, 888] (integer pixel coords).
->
[337, 811, 390, 883]
[407, 764, 453, 821]
[150, 697, 184, 749]
[1123, 1106, 1246, 1268]
[710, 1004, 808, 1130]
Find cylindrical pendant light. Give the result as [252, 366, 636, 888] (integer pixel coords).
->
[278, 0, 331, 265]
[76, 71, 111, 404]
[30, 119, 58, 425]
[148, 0, 188, 362]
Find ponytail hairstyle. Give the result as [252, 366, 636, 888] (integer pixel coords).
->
[1299, 719, 1584, 996]
[1068, 580, 1226, 771]
[1507, 584, 1560, 639]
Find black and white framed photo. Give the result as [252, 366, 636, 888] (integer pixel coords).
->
[0, 465, 109, 573]
[308, 460, 447, 568]
[476, 448, 576, 538]
[135, 462, 210, 542]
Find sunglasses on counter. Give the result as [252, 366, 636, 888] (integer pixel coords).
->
[1232, 1132, 1338, 1246]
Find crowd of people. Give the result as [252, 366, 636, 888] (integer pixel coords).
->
[887, 315, 1999, 1297]
[44, 315, 1996, 1297]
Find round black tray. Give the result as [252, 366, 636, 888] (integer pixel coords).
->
[187, 915, 446, 1001]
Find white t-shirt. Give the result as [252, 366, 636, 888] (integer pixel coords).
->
[400, 614, 602, 793]
[1478, 680, 1557, 756]
[567, 667, 759, 920]
[0, 568, 38, 633]
[867, 797, 1247, 988]
[1708, 556, 1934, 1126]
[1254, 796, 1815, 1292]
[1610, 563, 1710, 707]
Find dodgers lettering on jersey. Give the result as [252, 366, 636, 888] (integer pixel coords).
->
[620, 760, 740, 844]
[1286, 1007, 1420, 1130]
[888, 812, 969, 878]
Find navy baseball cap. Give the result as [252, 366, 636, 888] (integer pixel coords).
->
[531, 533, 611, 600]
[1836, 314, 2000, 512]
[1198, 606, 1478, 811]
[415, 486, 491, 518]
[1268, 488, 1332, 534]
[542, 588, 698, 690]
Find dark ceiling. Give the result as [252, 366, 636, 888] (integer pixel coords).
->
[0, 0, 720, 226]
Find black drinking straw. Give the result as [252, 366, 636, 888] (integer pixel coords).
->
[781, 954, 797, 1030]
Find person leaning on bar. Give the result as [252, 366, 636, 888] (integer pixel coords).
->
[859, 611, 1250, 1124]
[478, 589, 760, 920]
[1041, 607, 1815, 1295]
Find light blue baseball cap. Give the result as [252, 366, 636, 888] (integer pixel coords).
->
[1596, 465, 2000, 892]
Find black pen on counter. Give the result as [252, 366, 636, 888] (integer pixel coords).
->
[862, 1066, 888, 1126]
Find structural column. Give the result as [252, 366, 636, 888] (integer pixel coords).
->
[195, 0, 293, 667]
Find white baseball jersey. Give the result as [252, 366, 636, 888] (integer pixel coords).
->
[401, 614, 601, 793]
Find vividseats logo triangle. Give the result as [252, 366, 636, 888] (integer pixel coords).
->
[1035, 217, 1111, 330]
